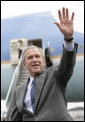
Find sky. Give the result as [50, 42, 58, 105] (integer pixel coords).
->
[1, 1, 84, 33]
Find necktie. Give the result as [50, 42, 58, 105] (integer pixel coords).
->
[30, 79, 35, 112]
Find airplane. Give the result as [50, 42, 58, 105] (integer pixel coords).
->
[1, 1, 84, 121]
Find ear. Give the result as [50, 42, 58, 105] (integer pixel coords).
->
[43, 58, 46, 66]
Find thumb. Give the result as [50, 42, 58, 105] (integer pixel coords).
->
[54, 22, 60, 29]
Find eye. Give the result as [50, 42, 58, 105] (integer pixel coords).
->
[35, 54, 40, 58]
[27, 56, 33, 60]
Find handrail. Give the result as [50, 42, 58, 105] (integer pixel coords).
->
[5, 55, 23, 107]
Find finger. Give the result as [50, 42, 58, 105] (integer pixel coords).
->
[66, 8, 69, 19]
[58, 10, 62, 21]
[71, 12, 74, 21]
[54, 22, 60, 29]
[62, 7, 65, 19]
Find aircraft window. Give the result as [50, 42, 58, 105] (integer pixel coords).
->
[28, 38, 42, 48]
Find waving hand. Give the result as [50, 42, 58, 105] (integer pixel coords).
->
[54, 7, 74, 38]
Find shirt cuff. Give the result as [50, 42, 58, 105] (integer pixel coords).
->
[64, 41, 74, 51]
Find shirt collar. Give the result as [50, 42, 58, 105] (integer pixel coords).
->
[30, 75, 34, 81]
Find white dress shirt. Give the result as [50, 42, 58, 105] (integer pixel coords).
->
[24, 76, 34, 113]
[64, 40, 74, 51]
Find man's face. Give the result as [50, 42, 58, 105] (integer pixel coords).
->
[23, 48, 45, 77]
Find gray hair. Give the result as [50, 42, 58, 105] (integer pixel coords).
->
[22, 46, 45, 62]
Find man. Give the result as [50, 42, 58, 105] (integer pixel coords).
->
[6, 7, 78, 121]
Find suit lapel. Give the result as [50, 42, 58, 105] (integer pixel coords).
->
[35, 71, 47, 110]
[16, 77, 30, 112]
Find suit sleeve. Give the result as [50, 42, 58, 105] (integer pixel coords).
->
[6, 90, 22, 121]
[55, 43, 78, 87]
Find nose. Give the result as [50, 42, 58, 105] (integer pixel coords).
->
[32, 56, 37, 62]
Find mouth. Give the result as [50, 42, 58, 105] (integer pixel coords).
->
[31, 64, 40, 68]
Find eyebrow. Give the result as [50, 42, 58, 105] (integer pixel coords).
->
[26, 53, 41, 58]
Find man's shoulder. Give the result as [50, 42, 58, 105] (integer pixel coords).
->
[46, 65, 59, 73]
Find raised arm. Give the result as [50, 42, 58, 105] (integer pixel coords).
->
[54, 8, 78, 87]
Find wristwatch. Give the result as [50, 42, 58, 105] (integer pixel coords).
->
[64, 37, 74, 42]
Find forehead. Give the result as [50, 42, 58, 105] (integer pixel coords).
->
[25, 48, 41, 56]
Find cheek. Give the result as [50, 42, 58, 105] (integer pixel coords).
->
[24, 61, 31, 69]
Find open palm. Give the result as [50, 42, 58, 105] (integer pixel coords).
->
[54, 8, 74, 38]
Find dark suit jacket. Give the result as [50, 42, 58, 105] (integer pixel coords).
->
[6, 43, 78, 121]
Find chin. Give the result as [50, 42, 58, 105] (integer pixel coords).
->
[32, 67, 41, 72]
[33, 70, 41, 74]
